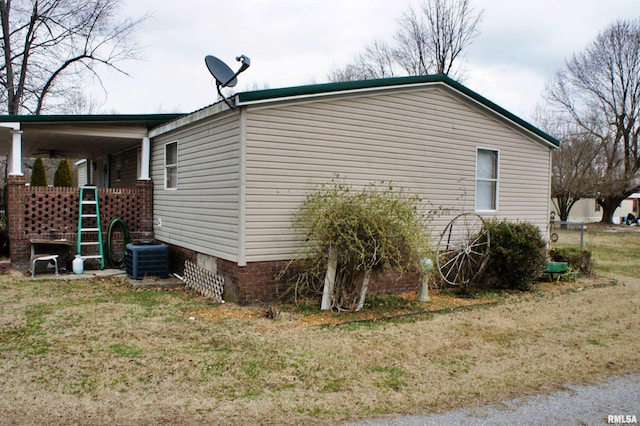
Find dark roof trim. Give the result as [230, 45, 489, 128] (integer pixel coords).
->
[0, 113, 185, 129]
[237, 74, 560, 148]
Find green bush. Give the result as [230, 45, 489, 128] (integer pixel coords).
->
[284, 179, 431, 310]
[482, 219, 546, 291]
[53, 159, 75, 187]
[30, 157, 48, 186]
[549, 247, 593, 275]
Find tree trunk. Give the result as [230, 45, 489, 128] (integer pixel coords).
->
[599, 197, 626, 224]
[355, 271, 371, 311]
[554, 196, 571, 222]
[321, 250, 338, 311]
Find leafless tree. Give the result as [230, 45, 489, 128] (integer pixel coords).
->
[59, 85, 102, 114]
[393, 6, 430, 76]
[536, 109, 602, 222]
[330, 0, 482, 82]
[395, 0, 482, 77]
[551, 130, 601, 222]
[329, 40, 398, 82]
[546, 19, 640, 223]
[0, 0, 146, 114]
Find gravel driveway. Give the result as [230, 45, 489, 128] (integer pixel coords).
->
[347, 373, 640, 425]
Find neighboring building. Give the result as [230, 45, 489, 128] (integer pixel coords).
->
[552, 194, 640, 224]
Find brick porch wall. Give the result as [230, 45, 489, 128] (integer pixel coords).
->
[7, 177, 154, 268]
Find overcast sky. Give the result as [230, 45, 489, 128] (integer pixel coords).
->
[92, 0, 639, 121]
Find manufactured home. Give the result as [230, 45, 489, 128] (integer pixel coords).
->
[148, 75, 559, 303]
[0, 75, 559, 303]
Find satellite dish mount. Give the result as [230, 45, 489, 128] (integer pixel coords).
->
[205, 54, 251, 109]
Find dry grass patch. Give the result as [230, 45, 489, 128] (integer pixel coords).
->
[187, 290, 496, 328]
[0, 230, 639, 425]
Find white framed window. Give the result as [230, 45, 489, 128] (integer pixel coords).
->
[164, 141, 178, 190]
[475, 148, 499, 211]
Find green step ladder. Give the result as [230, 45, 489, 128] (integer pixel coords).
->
[77, 186, 104, 269]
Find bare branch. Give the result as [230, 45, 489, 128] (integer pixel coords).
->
[329, 0, 483, 82]
[419, 0, 483, 75]
[1, 0, 146, 114]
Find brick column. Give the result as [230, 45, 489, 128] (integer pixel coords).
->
[6, 175, 29, 267]
[135, 179, 154, 239]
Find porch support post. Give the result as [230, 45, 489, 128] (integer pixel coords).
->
[9, 129, 23, 176]
[139, 136, 151, 180]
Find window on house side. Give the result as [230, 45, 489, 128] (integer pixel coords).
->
[476, 148, 499, 211]
[165, 141, 178, 189]
[595, 200, 601, 212]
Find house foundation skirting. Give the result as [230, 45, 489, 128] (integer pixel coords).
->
[165, 243, 421, 305]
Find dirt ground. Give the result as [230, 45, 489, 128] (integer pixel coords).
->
[184, 276, 615, 328]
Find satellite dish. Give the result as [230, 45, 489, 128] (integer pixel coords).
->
[205, 55, 238, 87]
[205, 54, 251, 108]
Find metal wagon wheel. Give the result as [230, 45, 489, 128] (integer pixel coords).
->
[436, 213, 490, 287]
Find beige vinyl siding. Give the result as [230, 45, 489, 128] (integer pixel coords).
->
[76, 160, 88, 186]
[243, 85, 552, 262]
[151, 113, 241, 261]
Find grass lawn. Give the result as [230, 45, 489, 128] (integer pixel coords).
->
[1, 228, 639, 425]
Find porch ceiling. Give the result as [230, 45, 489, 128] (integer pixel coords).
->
[18, 126, 139, 159]
[0, 114, 184, 159]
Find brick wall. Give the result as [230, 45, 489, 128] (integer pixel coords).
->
[6, 176, 29, 264]
[370, 268, 422, 294]
[164, 241, 421, 305]
[7, 178, 153, 268]
[217, 258, 290, 305]
[165, 243, 197, 276]
[135, 180, 154, 237]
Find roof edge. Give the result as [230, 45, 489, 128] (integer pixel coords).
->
[0, 113, 185, 126]
[237, 75, 446, 103]
[149, 102, 233, 138]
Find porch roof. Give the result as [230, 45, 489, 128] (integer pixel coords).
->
[0, 114, 184, 159]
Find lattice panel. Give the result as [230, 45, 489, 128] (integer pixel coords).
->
[184, 260, 225, 303]
[21, 186, 148, 239]
[99, 190, 142, 233]
[24, 190, 79, 237]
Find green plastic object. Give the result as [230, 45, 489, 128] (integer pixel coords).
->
[547, 261, 568, 273]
